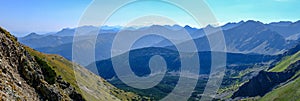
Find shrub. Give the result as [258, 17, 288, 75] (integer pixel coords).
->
[34, 56, 57, 84]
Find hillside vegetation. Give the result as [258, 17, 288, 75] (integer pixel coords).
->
[232, 44, 300, 100]
[269, 51, 300, 72]
[260, 72, 300, 101]
[25, 47, 147, 101]
[260, 51, 300, 101]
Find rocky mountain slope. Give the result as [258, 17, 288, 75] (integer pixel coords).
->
[174, 20, 294, 55]
[0, 27, 83, 100]
[25, 47, 147, 101]
[231, 43, 300, 100]
[232, 63, 300, 98]
[261, 61, 300, 101]
[0, 27, 145, 100]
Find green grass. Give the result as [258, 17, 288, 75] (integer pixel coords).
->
[260, 76, 300, 101]
[34, 56, 57, 84]
[260, 50, 300, 101]
[269, 51, 300, 72]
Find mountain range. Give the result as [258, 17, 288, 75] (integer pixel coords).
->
[14, 20, 300, 100]
[19, 20, 300, 66]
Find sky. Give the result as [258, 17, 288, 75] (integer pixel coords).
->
[0, 0, 299, 37]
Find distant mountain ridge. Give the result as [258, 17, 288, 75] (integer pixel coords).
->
[19, 20, 300, 66]
[266, 20, 300, 38]
[169, 20, 299, 54]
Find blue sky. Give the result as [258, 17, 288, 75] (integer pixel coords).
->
[0, 0, 299, 36]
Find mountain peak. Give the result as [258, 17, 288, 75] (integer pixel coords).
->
[221, 21, 245, 30]
[269, 21, 293, 26]
[244, 20, 264, 25]
[27, 32, 40, 37]
[184, 25, 193, 29]
[148, 24, 164, 29]
[235, 20, 266, 30]
[292, 20, 300, 26]
[20, 32, 44, 41]
[205, 24, 216, 29]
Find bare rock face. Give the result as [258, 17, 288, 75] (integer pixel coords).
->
[0, 27, 84, 101]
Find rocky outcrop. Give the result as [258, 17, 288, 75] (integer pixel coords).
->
[0, 27, 84, 101]
[232, 71, 293, 98]
[232, 60, 300, 98]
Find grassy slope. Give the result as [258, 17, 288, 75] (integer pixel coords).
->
[260, 51, 300, 101]
[25, 47, 143, 101]
[269, 51, 300, 72]
[260, 76, 300, 101]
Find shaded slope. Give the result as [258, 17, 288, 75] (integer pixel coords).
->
[232, 43, 300, 100]
[259, 43, 300, 101]
[232, 71, 295, 98]
[87, 47, 276, 79]
[260, 61, 300, 101]
[269, 43, 300, 72]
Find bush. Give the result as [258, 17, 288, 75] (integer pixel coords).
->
[34, 56, 57, 84]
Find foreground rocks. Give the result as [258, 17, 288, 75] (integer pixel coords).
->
[0, 27, 85, 101]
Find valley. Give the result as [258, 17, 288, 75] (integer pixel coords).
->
[17, 20, 300, 100]
[1, 0, 300, 101]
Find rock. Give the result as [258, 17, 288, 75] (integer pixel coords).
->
[0, 27, 85, 101]
[38, 84, 63, 101]
[17, 81, 22, 87]
[69, 91, 85, 101]
[59, 80, 70, 89]
[57, 75, 63, 81]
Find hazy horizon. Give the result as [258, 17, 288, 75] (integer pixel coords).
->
[1, 0, 300, 37]
[13, 19, 300, 37]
